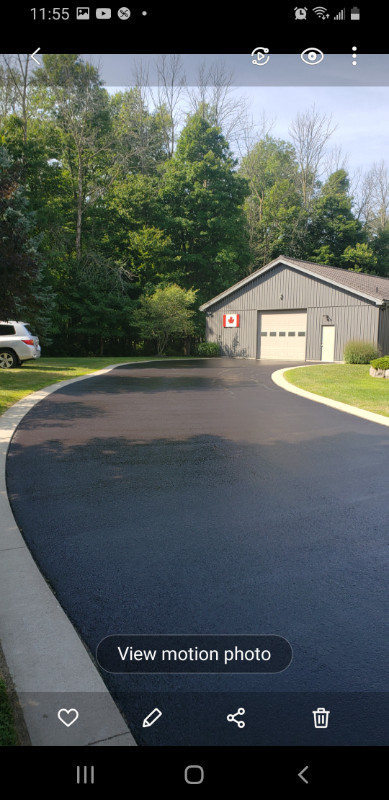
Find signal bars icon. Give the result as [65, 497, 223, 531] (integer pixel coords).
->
[333, 7, 360, 20]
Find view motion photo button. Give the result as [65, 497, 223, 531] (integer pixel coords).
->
[96, 635, 292, 674]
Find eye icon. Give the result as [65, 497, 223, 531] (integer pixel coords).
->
[301, 47, 324, 65]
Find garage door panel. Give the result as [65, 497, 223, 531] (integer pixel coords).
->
[259, 311, 307, 360]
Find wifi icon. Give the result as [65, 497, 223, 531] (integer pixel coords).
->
[313, 6, 329, 17]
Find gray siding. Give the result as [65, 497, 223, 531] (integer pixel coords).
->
[204, 264, 380, 360]
[307, 305, 379, 361]
[206, 309, 257, 358]
[378, 306, 389, 355]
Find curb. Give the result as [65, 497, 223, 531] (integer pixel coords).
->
[0, 361, 150, 746]
[271, 365, 389, 428]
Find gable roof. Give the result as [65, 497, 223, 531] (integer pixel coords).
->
[199, 255, 389, 311]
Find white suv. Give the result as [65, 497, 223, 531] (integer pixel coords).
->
[0, 321, 41, 368]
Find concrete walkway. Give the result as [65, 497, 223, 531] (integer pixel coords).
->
[0, 366, 137, 746]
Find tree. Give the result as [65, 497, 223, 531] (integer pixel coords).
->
[341, 242, 378, 273]
[370, 227, 389, 276]
[101, 171, 172, 288]
[134, 284, 197, 355]
[110, 88, 167, 176]
[356, 160, 389, 233]
[0, 146, 39, 318]
[0, 55, 34, 145]
[239, 136, 304, 266]
[289, 105, 336, 210]
[148, 54, 186, 158]
[35, 54, 111, 261]
[160, 113, 250, 308]
[309, 169, 364, 264]
[186, 61, 250, 150]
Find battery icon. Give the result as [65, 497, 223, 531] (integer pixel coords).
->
[350, 6, 360, 19]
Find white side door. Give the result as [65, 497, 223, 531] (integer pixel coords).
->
[321, 325, 335, 361]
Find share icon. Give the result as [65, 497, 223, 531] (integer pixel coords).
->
[227, 707, 245, 729]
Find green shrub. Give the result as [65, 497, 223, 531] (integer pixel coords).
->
[343, 340, 379, 364]
[370, 355, 389, 370]
[196, 341, 220, 357]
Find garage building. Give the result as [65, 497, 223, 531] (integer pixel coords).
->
[199, 255, 389, 361]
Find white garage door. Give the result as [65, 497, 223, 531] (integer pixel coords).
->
[259, 311, 307, 360]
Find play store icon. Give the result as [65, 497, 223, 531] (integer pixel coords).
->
[96, 7, 111, 17]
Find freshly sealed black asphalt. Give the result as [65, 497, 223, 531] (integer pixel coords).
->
[6, 359, 389, 745]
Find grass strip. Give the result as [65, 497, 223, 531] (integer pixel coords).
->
[283, 364, 389, 417]
[0, 356, 158, 415]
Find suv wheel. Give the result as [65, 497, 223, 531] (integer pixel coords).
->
[0, 350, 19, 369]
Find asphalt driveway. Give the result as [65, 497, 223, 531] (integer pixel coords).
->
[6, 359, 389, 745]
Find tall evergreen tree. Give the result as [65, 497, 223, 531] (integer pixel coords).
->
[160, 113, 250, 307]
[309, 169, 364, 264]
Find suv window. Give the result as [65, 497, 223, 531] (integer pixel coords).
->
[0, 325, 16, 335]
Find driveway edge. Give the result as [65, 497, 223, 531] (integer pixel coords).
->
[0, 361, 152, 746]
[272, 365, 389, 428]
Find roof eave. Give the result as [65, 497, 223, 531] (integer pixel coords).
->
[199, 257, 388, 310]
[199, 256, 287, 311]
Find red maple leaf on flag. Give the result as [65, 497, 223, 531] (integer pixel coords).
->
[228, 317, 235, 324]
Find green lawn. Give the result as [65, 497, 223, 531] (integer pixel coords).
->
[0, 677, 19, 746]
[283, 364, 389, 417]
[0, 356, 159, 416]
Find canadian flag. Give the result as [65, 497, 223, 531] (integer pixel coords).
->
[223, 313, 240, 328]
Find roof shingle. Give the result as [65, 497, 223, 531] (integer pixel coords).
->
[280, 256, 389, 301]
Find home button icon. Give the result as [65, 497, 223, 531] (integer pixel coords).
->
[184, 765, 204, 784]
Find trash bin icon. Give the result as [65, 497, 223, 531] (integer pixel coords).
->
[312, 708, 330, 728]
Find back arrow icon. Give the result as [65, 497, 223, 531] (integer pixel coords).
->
[31, 48, 41, 65]
[298, 766, 309, 784]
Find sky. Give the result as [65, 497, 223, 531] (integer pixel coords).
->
[241, 85, 389, 176]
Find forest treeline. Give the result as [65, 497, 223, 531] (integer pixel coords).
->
[1, 54, 389, 355]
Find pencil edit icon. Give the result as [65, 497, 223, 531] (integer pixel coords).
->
[142, 708, 162, 728]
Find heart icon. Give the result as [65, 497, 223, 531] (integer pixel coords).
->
[57, 708, 79, 727]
